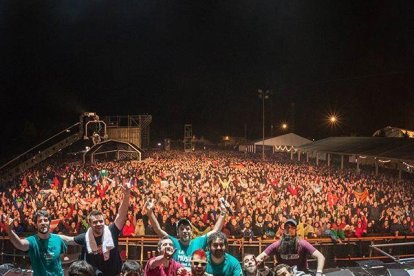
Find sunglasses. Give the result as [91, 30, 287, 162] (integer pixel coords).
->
[192, 261, 207, 267]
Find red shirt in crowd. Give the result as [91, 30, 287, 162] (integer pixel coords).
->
[122, 221, 135, 236]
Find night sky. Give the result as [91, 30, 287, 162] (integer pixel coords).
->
[1, 1, 414, 159]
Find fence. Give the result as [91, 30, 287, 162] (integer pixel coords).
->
[1, 235, 414, 269]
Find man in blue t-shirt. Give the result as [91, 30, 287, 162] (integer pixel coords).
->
[205, 232, 242, 276]
[146, 197, 227, 269]
[5, 210, 67, 276]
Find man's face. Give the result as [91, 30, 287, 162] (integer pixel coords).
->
[35, 216, 50, 234]
[284, 223, 296, 237]
[191, 254, 208, 276]
[158, 238, 174, 255]
[276, 267, 292, 276]
[178, 224, 192, 242]
[243, 255, 257, 274]
[210, 238, 226, 259]
[89, 215, 105, 236]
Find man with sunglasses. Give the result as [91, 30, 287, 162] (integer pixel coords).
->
[256, 219, 325, 276]
[190, 249, 212, 276]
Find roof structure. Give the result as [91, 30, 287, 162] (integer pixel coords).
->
[83, 139, 142, 163]
[253, 133, 312, 147]
[373, 126, 414, 138]
[298, 137, 414, 162]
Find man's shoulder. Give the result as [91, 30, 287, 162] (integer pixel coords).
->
[192, 234, 208, 242]
[25, 234, 36, 244]
[109, 222, 121, 235]
[225, 253, 241, 264]
[168, 235, 179, 243]
[49, 233, 65, 243]
[73, 232, 86, 244]
[298, 238, 316, 252]
[298, 238, 312, 245]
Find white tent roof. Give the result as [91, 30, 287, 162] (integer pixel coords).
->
[254, 133, 312, 147]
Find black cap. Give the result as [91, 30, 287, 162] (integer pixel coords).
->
[284, 219, 297, 227]
[176, 218, 192, 230]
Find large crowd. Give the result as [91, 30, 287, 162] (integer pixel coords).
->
[1, 150, 414, 241]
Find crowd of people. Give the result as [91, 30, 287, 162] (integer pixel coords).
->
[1, 150, 414, 242]
[1, 150, 414, 275]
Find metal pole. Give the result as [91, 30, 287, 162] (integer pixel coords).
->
[262, 92, 265, 161]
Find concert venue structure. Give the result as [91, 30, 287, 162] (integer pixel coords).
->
[1, 113, 414, 276]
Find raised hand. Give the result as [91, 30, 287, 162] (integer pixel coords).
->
[3, 216, 14, 233]
[145, 198, 156, 212]
[177, 267, 188, 275]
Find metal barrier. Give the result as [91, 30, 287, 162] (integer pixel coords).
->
[1, 235, 414, 269]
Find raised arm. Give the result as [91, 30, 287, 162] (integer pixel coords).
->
[312, 249, 325, 275]
[4, 218, 29, 252]
[256, 251, 269, 264]
[58, 234, 78, 246]
[206, 199, 227, 237]
[145, 199, 168, 238]
[114, 183, 131, 230]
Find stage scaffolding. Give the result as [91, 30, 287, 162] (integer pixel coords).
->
[103, 115, 152, 149]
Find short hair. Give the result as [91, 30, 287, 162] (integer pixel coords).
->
[274, 264, 293, 275]
[157, 236, 172, 252]
[243, 254, 255, 262]
[33, 210, 50, 223]
[68, 260, 94, 276]
[88, 210, 104, 221]
[121, 260, 143, 275]
[207, 232, 228, 249]
[192, 249, 207, 260]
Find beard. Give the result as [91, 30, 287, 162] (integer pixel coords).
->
[244, 265, 256, 275]
[279, 235, 298, 255]
[212, 249, 224, 259]
[37, 224, 50, 234]
[180, 232, 191, 242]
[92, 226, 104, 236]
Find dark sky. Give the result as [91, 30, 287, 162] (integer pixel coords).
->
[1, 1, 414, 157]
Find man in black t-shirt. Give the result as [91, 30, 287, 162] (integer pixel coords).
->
[60, 183, 131, 276]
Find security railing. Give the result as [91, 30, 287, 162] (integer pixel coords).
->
[1, 235, 414, 269]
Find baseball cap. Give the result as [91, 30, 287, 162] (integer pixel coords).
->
[284, 219, 297, 227]
[176, 218, 192, 230]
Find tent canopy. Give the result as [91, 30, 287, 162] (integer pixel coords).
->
[298, 137, 414, 162]
[254, 133, 312, 147]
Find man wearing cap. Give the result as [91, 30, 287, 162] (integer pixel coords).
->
[145, 198, 227, 270]
[256, 219, 325, 276]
